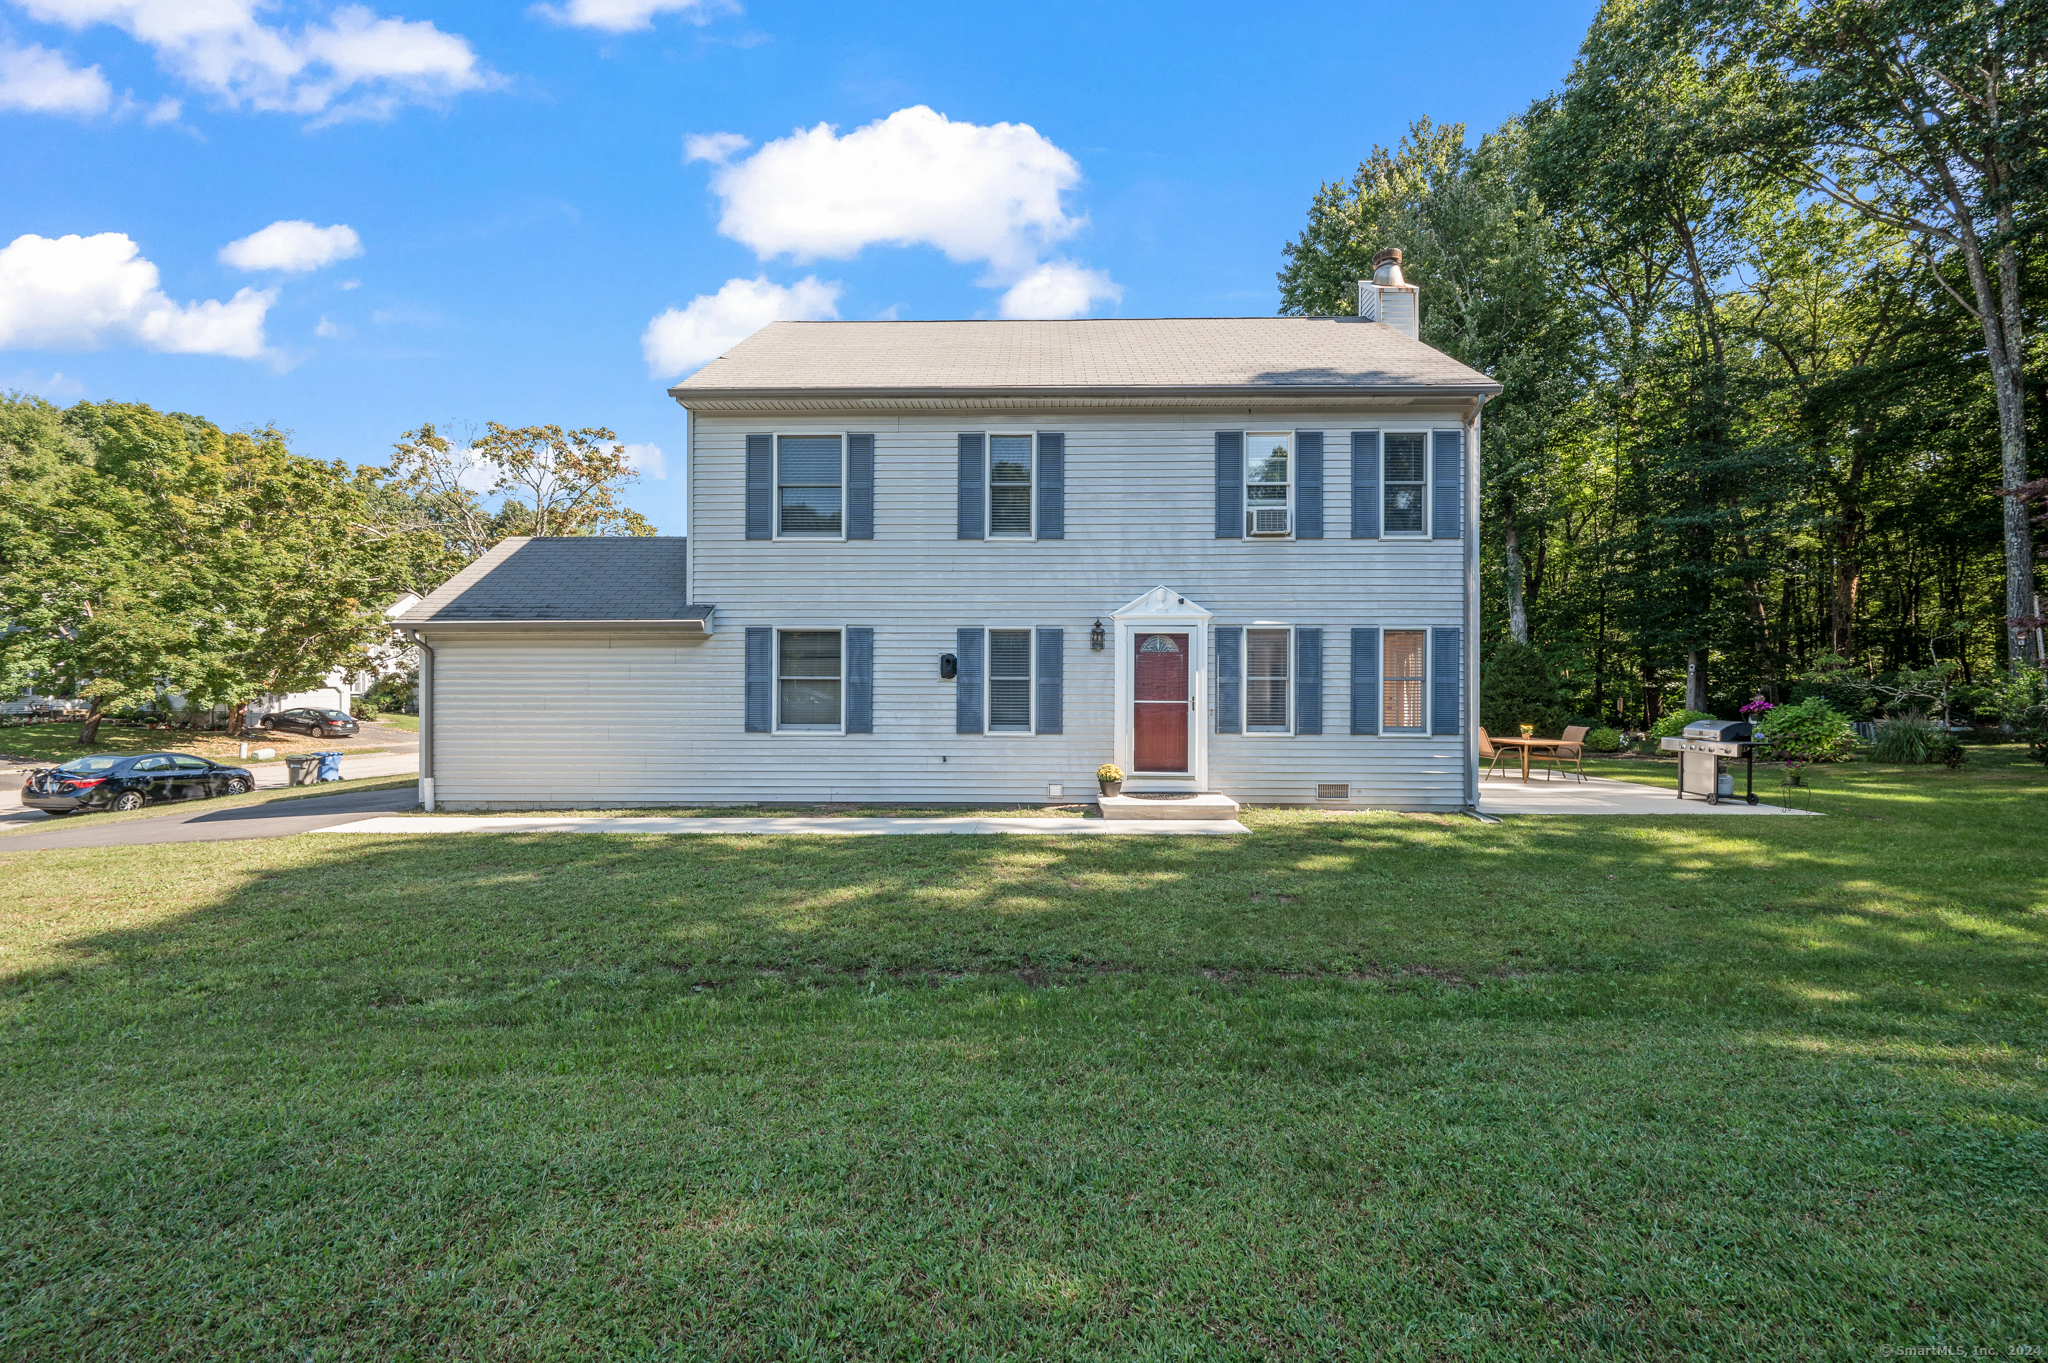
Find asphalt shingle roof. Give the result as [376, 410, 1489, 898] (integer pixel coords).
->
[671, 317, 1499, 400]
[398, 536, 704, 624]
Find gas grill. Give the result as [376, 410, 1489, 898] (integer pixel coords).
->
[1658, 718, 1759, 805]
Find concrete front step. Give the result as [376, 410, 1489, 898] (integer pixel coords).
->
[1099, 792, 1242, 821]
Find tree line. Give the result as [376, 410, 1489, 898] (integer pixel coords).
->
[0, 397, 652, 743]
[1280, 0, 2043, 728]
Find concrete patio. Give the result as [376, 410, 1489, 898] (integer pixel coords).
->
[1477, 774, 1819, 816]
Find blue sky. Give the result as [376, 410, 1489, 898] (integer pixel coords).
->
[0, 0, 1597, 534]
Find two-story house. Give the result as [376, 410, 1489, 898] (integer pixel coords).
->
[398, 260, 1499, 811]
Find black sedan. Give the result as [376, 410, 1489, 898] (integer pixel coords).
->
[21, 753, 255, 815]
[260, 707, 360, 738]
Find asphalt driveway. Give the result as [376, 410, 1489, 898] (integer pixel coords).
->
[1, 786, 419, 851]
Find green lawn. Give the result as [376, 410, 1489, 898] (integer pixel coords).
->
[1, 751, 2042, 1358]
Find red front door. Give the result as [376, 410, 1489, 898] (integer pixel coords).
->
[1133, 632, 1190, 772]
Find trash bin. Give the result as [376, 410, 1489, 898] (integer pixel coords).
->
[285, 755, 316, 786]
[312, 750, 343, 782]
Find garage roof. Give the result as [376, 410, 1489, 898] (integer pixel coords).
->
[397, 536, 711, 630]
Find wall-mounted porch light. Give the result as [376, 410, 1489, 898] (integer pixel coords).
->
[1090, 619, 1106, 651]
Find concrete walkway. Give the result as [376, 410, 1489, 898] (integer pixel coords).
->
[325, 814, 1251, 836]
[1478, 773, 1818, 816]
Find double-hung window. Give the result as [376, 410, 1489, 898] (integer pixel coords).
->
[1245, 432, 1292, 536]
[1245, 628, 1291, 732]
[1383, 629, 1426, 731]
[988, 436, 1034, 538]
[987, 628, 1033, 730]
[777, 629, 842, 729]
[1383, 432, 1427, 535]
[778, 435, 843, 537]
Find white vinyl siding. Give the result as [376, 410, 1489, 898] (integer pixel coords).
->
[1245, 628, 1290, 732]
[987, 628, 1033, 730]
[424, 407, 1471, 811]
[778, 628, 842, 730]
[778, 435, 844, 537]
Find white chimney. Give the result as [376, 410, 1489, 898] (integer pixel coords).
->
[1357, 247, 1419, 340]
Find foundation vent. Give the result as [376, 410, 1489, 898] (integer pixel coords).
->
[1316, 783, 1350, 800]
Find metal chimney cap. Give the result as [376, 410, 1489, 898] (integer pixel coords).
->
[1371, 247, 1406, 287]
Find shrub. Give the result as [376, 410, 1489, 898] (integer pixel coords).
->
[1984, 666, 2048, 766]
[1928, 729, 1967, 769]
[1870, 717, 1933, 764]
[1481, 640, 1564, 737]
[1584, 726, 1622, 752]
[1752, 696, 1855, 781]
[1648, 709, 1714, 741]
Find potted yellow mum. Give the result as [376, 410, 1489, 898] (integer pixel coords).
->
[1096, 763, 1124, 797]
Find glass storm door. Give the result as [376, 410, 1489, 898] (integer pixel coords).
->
[1132, 632, 1190, 772]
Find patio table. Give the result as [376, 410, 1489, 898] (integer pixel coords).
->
[1489, 735, 1563, 783]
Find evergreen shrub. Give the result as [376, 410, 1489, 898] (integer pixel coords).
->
[1481, 641, 1565, 737]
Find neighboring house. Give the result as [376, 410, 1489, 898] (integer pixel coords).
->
[399, 264, 1499, 810]
[258, 591, 424, 718]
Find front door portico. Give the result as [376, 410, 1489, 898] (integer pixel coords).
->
[1112, 587, 1211, 792]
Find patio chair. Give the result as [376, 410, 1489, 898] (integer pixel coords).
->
[1478, 728, 1513, 781]
[1550, 725, 1591, 782]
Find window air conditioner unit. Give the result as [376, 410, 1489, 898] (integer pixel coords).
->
[1249, 507, 1291, 536]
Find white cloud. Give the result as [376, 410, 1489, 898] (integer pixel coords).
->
[534, 0, 734, 32]
[314, 314, 343, 338]
[642, 274, 839, 379]
[620, 441, 665, 479]
[14, 0, 492, 122]
[682, 130, 748, 164]
[696, 105, 1087, 276]
[0, 232, 274, 359]
[221, 220, 363, 272]
[2, 369, 87, 399]
[688, 105, 1122, 315]
[0, 39, 112, 114]
[143, 94, 179, 122]
[997, 260, 1124, 319]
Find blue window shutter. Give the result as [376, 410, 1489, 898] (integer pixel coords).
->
[1431, 627, 1462, 735]
[1351, 431, 1381, 538]
[1214, 431, 1243, 538]
[745, 434, 772, 540]
[957, 434, 985, 540]
[1432, 429, 1463, 540]
[1295, 431, 1323, 539]
[955, 627, 984, 733]
[844, 627, 873, 733]
[1296, 628, 1323, 734]
[1351, 627, 1380, 735]
[1036, 432, 1065, 540]
[1215, 626, 1242, 733]
[744, 626, 772, 731]
[1035, 627, 1063, 733]
[846, 434, 874, 540]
